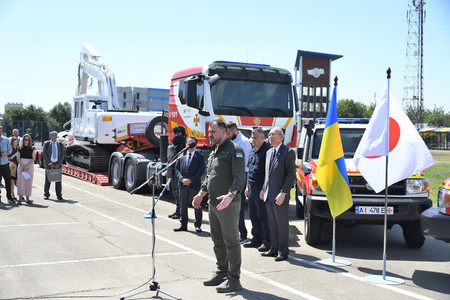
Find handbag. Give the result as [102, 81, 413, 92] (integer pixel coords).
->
[9, 162, 17, 177]
[46, 168, 62, 182]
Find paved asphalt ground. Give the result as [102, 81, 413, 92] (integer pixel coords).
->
[0, 167, 449, 300]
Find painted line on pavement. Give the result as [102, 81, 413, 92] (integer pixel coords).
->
[33, 174, 431, 300]
[290, 257, 433, 300]
[0, 252, 192, 269]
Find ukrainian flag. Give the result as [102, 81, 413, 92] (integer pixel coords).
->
[316, 85, 353, 218]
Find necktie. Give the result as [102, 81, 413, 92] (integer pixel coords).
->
[52, 142, 57, 162]
[269, 150, 276, 169]
[187, 153, 192, 167]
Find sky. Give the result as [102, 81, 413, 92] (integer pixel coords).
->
[0, 0, 449, 114]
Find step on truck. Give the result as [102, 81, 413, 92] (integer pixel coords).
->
[296, 118, 432, 248]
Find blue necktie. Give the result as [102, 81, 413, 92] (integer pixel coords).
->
[187, 153, 192, 167]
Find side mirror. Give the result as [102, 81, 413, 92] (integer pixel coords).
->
[301, 161, 311, 175]
[198, 110, 210, 116]
[207, 74, 220, 86]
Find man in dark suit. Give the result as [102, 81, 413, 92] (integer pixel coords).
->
[168, 125, 187, 219]
[174, 136, 206, 233]
[43, 131, 65, 200]
[260, 127, 296, 261]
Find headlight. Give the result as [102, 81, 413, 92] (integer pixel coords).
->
[437, 187, 450, 215]
[310, 175, 322, 192]
[406, 178, 429, 195]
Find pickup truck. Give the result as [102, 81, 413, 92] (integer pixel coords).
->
[296, 119, 432, 248]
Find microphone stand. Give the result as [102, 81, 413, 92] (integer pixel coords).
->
[120, 145, 193, 300]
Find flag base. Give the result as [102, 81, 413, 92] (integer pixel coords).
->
[364, 275, 404, 285]
[317, 258, 351, 267]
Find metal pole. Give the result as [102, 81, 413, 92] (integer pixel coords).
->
[382, 70, 391, 281]
[332, 217, 336, 263]
[382, 155, 388, 280]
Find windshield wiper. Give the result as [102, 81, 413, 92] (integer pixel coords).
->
[215, 105, 254, 116]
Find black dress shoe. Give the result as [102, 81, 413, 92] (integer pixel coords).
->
[195, 227, 202, 233]
[173, 226, 187, 232]
[243, 240, 261, 248]
[168, 212, 177, 218]
[57, 197, 64, 200]
[44, 195, 50, 200]
[258, 243, 271, 252]
[261, 250, 277, 257]
[275, 254, 288, 261]
[170, 213, 180, 219]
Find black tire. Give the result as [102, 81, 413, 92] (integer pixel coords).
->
[145, 116, 168, 146]
[402, 221, 425, 248]
[124, 159, 139, 193]
[110, 156, 125, 190]
[304, 200, 322, 245]
[295, 184, 304, 219]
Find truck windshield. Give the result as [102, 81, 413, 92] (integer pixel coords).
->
[210, 79, 293, 117]
[311, 128, 366, 159]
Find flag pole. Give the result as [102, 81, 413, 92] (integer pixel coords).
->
[317, 76, 350, 267]
[364, 68, 404, 285]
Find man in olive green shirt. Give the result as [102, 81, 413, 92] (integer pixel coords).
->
[193, 119, 245, 293]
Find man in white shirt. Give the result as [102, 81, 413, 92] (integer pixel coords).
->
[43, 131, 65, 200]
[226, 122, 252, 243]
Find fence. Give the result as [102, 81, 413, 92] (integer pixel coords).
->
[0, 119, 60, 142]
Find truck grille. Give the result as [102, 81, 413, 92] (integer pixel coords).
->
[348, 176, 405, 195]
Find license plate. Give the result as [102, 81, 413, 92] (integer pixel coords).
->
[355, 206, 394, 215]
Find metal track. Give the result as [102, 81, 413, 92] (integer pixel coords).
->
[65, 144, 110, 172]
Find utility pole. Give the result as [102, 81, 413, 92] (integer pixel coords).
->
[402, 0, 425, 127]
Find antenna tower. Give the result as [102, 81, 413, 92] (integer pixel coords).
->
[402, 0, 425, 127]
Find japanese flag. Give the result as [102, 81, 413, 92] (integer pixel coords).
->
[353, 79, 435, 193]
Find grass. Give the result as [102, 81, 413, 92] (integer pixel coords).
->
[423, 150, 450, 204]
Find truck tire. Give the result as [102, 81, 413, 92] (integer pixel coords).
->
[401, 221, 425, 248]
[110, 156, 125, 190]
[124, 159, 140, 193]
[295, 184, 304, 219]
[146, 116, 168, 146]
[304, 201, 322, 245]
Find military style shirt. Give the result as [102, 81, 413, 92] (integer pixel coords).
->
[201, 138, 246, 206]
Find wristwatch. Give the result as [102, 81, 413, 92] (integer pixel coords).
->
[227, 192, 235, 199]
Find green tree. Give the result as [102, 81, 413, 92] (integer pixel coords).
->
[336, 99, 368, 118]
[47, 102, 72, 131]
[2, 105, 47, 138]
[424, 106, 449, 127]
[364, 102, 376, 118]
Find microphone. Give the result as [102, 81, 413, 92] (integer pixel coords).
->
[188, 141, 197, 149]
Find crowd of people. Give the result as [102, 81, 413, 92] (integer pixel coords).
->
[0, 127, 64, 205]
[172, 120, 296, 293]
[2, 121, 295, 293]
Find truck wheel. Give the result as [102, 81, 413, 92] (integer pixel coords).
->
[124, 159, 139, 193]
[295, 184, 304, 219]
[146, 116, 168, 146]
[110, 156, 124, 190]
[304, 201, 322, 245]
[402, 221, 425, 248]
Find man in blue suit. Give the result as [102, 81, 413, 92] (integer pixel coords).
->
[174, 136, 206, 233]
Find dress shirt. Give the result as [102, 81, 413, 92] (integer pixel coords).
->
[0, 136, 12, 165]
